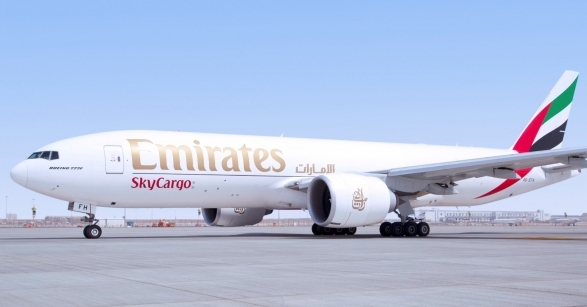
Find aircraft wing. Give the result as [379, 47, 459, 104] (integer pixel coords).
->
[372, 147, 587, 181]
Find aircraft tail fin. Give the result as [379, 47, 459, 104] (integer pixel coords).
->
[511, 71, 579, 153]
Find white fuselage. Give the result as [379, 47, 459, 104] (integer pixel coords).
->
[11, 130, 578, 210]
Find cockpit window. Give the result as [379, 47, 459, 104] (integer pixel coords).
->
[28, 152, 42, 159]
[28, 151, 59, 160]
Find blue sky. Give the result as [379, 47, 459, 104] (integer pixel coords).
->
[2, 1, 587, 220]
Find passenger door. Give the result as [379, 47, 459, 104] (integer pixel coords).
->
[104, 145, 124, 174]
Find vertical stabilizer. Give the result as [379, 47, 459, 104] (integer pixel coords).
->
[511, 71, 579, 153]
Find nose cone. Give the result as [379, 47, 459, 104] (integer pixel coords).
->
[10, 161, 28, 187]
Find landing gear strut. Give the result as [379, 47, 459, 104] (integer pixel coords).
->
[311, 223, 356, 236]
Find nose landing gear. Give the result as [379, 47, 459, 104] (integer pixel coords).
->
[67, 202, 102, 239]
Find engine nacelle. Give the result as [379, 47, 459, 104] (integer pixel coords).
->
[307, 174, 397, 228]
[202, 208, 272, 227]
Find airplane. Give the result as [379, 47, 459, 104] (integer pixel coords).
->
[10, 71, 585, 239]
[552, 218, 580, 226]
[491, 216, 532, 226]
[552, 212, 581, 226]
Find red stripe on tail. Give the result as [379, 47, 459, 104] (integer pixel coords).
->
[512, 103, 551, 153]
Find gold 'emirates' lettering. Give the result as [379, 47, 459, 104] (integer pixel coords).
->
[157, 144, 194, 171]
[128, 139, 286, 173]
[128, 139, 157, 170]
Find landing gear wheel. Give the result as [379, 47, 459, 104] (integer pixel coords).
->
[417, 222, 430, 237]
[311, 223, 322, 235]
[379, 222, 392, 237]
[404, 222, 418, 237]
[390, 222, 404, 237]
[85, 225, 102, 239]
[334, 228, 346, 235]
[345, 227, 357, 235]
[83, 225, 90, 238]
[322, 227, 334, 235]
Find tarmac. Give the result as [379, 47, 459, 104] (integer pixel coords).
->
[1, 225, 587, 307]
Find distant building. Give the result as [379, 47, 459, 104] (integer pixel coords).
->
[417, 209, 551, 223]
[97, 218, 126, 227]
[6, 213, 17, 220]
[45, 216, 74, 223]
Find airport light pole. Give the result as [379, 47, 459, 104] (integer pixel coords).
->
[32, 199, 36, 227]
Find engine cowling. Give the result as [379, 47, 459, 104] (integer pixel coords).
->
[202, 208, 272, 227]
[307, 174, 397, 228]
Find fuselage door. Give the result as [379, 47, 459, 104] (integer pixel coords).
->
[104, 145, 124, 174]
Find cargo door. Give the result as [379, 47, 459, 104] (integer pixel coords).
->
[104, 145, 124, 174]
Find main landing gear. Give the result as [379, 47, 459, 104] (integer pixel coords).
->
[378, 199, 430, 237]
[82, 213, 102, 239]
[312, 223, 357, 236]
[379, 221, 430, 237]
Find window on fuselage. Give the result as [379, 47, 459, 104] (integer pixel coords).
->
[50, 151, 59, 160]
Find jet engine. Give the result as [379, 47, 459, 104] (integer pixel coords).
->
[307, 174, 397, 228]
[202, 208, 272, 227]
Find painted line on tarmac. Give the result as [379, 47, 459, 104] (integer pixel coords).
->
[512, 236, 583, 240]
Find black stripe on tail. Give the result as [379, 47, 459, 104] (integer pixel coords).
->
[530, 120, 568, 152]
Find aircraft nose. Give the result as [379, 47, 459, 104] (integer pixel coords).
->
[10, 161, 28, 187]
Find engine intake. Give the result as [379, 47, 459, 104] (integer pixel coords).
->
[308, 174, 397, 228]
[202, 208, 272, 227]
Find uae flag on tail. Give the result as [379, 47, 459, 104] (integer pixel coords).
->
[512, 70, 579, 153]
[477, 71, 579, 199]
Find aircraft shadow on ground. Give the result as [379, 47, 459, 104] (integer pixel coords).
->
[2, 231, 586, 241]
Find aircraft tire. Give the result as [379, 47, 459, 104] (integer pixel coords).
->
[404, 222, 418, 237]
[334, 228, 346, 235]
[83, 225, 90, 238]
[417, 222, 430, 237]
[379, 222, 392, 237]
[322, 227, 334, 235]
[86, 225, 102, 239]
[346, 227, 357, 235]
[311, 224, 321, 235]
[390, 222, 404, 237]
